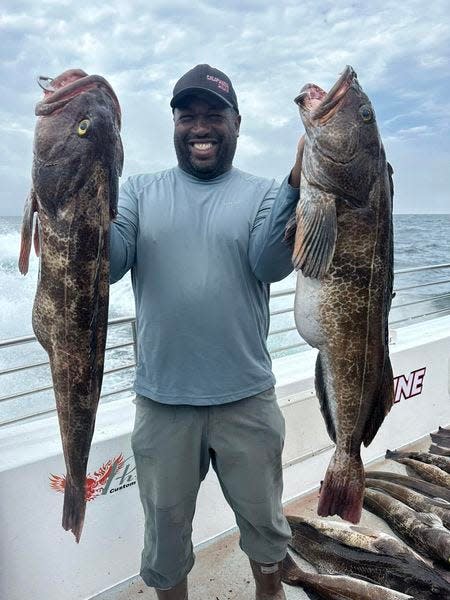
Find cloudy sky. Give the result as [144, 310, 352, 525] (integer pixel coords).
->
[1, 0, 449, 215]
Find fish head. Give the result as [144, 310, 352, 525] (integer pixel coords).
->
[33, 69, 123, 218]
[295, 66, 384, 205]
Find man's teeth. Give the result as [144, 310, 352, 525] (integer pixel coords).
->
[193, 143, 213, 150]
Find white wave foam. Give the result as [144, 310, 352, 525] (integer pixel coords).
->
[0, 231, 23, 265]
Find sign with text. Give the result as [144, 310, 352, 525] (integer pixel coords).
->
[393, 367, 426, 404]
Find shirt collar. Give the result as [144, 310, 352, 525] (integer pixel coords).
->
[175, 165, 235, 185]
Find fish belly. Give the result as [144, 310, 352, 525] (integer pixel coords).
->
[294, 271, 326, 348]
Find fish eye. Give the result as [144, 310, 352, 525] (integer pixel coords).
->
[359, 105, 374, 123]
[77, 119, 91, 136]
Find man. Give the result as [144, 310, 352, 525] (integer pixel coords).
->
[110, 64, 303, 600]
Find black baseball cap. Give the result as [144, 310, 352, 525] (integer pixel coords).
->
[170, 64, 239, 113]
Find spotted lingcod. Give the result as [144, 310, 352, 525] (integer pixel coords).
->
[289, 66, 394, 523]
[19, 69, 123, 541]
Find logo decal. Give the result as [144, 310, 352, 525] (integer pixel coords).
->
[206, 74, 229, 93]
[393, 367, 426, 403]
[49, 453, 137, 501]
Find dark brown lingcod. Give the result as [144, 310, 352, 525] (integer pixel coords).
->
[19, 69, 123, 542]
[387, 455, 450, 488]
[365, 477, 450, 528]
[364, 487, 450, 565]
[386, 448, 450, 474]
[366, 470, 450, 501]
[287, 515, 450, 599]
[290, 66, 394, 523]
[281, 552, 414, 599]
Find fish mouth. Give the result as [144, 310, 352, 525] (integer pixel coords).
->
[295, 65, 356, 124]
[35, 69, 121, 128]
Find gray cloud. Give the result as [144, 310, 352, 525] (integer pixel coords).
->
[1, 0, 449, 215]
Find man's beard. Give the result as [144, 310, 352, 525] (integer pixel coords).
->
[174, 133, 237, 180]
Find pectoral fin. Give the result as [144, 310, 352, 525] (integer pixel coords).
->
[19, 190, 37, 275]
[418, 512, 443, 527]
[108, 166, 119, 220]
[387, 161, 394, 200]
[33, 216, 41, 256]
[108, 134, 124, 220]
[292, 186, 337, 279]
[373, 536, 408, 556]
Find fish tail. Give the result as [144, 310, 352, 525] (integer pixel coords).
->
[430, 444, 450, 456]
[280, 556, 322, 600]
[318, 451, 365, 523]
[62, 478, 86, 543]
[281, 553, 307, 586]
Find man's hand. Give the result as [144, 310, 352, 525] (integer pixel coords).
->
[288, 135, 305, 189]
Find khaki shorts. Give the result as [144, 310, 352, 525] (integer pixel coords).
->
[131, 387, 291, 589]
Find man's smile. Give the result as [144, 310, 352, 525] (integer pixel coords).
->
[193, 142, 213, 150]
[189, 140, 218, 158]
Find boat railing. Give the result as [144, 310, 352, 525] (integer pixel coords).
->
[1, 263, 450, 427]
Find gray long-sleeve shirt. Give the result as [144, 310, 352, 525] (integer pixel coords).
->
[110, 165, 298, 405]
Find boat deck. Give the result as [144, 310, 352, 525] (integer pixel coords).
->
[93, 437, 436, 600]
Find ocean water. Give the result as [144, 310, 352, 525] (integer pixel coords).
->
[1, 214, 449, 423]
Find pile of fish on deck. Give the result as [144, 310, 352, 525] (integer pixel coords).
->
[283, 427, 450, 599]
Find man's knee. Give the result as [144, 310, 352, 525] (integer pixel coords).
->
[140, 500, 196, 589]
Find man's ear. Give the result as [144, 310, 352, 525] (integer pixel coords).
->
[235, 114, 242, 136]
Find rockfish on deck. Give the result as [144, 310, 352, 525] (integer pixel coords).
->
[290, 66, 394, 522]
[281, 552, 414, 600]
[431, 432, 450, 448]
[364, 487, 450, 565]
[385, 449, 450, 474]
[366, 470, 450, 501]
[365, 477, 450, 528]
[19, 69, 123, 541]
[287, 515, 450, 599]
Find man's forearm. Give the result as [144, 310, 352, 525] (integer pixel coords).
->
[109, 220, 135, 283]
[109, 179, 138, 283]
[249, 177, 299, 283]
